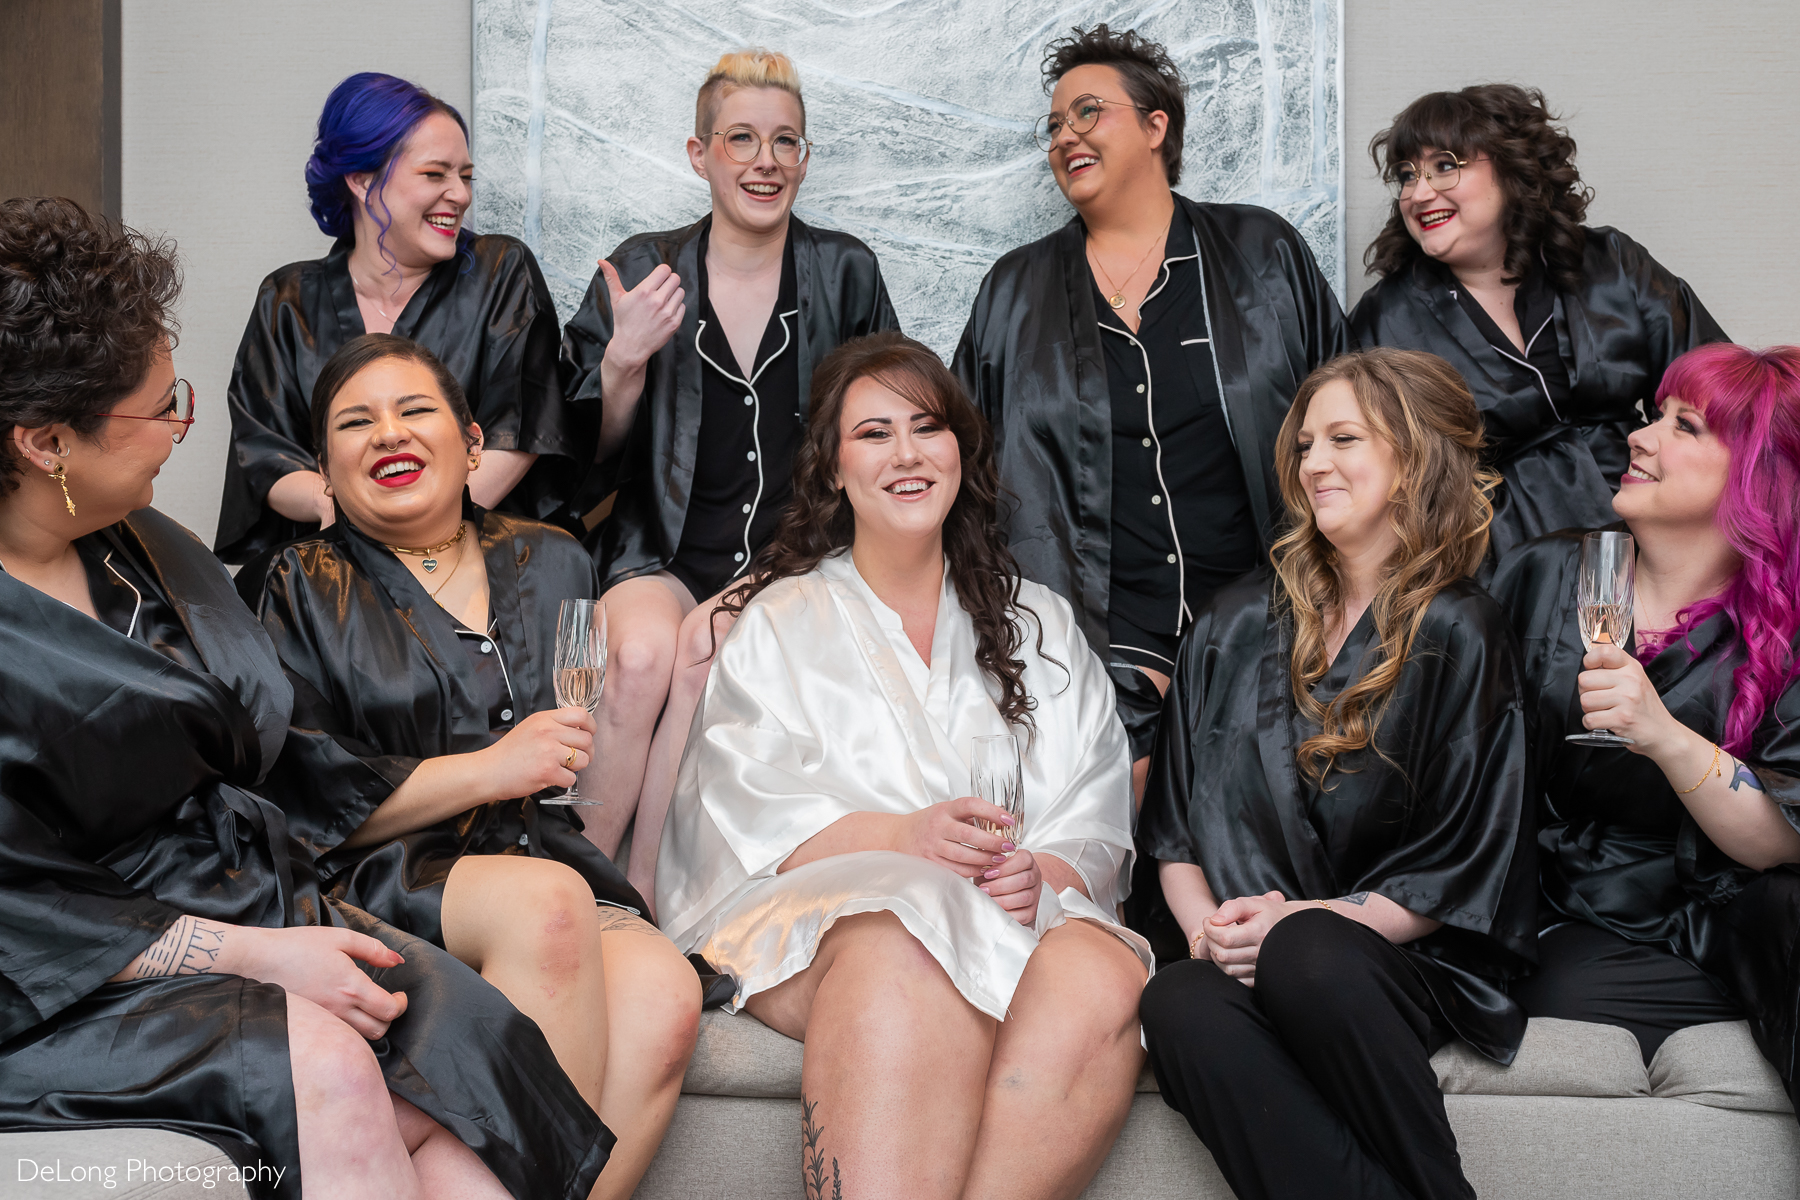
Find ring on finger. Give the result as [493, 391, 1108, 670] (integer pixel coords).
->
[564, 746, 578, 769]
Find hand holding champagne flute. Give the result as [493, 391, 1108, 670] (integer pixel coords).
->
[1568, 531, 1637, 747]
[545, 599, 607, 804]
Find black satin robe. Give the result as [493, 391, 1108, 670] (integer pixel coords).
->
[0, 508, 608, 1199]
[1349, 228, 1728, 561]
[218, 234, 586, 563]
[1138, 572, 1538, 1064]
[1492, 529, 1800, 1101]
[952, 198, 1349, 747]
[561, 214, 899, 588]
[244, 501, 647, 941]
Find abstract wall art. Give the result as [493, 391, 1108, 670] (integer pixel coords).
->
[474, 0, 1343, 357]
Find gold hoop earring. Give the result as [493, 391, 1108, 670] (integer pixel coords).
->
[49, 463, 75, 517]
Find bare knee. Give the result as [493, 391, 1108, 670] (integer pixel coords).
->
[608, 631, 677, 707]
[1031, 922, 1146, 1036]
[287, 994, 390, 1118]
[608, 933, 701, 1082]
[497, 861, 604, 992]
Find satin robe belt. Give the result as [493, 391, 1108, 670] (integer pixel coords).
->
[104, 786, 298, 929]
[695, 850, 1151, 1021]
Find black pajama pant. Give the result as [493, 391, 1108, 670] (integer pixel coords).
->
[1140, 908, 1473, 1200]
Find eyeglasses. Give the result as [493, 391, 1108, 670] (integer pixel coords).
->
[710, 126, 811, 167]
[104, 379, 195, 444]
[1384, 152, 1481, 199]
[1033, 94, 1154, 152]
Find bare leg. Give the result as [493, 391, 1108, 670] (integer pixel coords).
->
[583, 573, 696, 857]
[589, 910, 703, 1200]
[747, 911, 995, 1200]
[289, 994, 504, 1198]
[442, 857, 611, 1109]
[626, 592, 735, 908]
[392, 1096, 511, 1200]
[962, 920, 1147, 1200]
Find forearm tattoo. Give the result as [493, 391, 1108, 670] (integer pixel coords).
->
[126, 915, 227, 979]
[801, 1094, 843, 1200]
[1333, 892, 1372, 906]
[1727, 757, 1767, 793]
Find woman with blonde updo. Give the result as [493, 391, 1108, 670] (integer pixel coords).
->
[561, 49, 899, 904]
[1137, 348, 1536, 1200]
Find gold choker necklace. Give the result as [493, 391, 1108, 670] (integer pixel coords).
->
[383, 522, 466, 572]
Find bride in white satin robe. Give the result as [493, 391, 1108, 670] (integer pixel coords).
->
[653, 330, 1150, 1200]
[657, 548, 1151, 1016]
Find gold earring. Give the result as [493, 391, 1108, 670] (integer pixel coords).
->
[50, 463, 75, 516]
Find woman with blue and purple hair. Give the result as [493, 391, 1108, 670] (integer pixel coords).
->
[217, 72, 583, 566]
[1492, 343, 1800, 1110]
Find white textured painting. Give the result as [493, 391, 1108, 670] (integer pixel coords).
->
[473, 0, 1343, 357]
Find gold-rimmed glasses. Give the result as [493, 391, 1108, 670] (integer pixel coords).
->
[710, 126, 811, 167]
[104, 379, 195, 444]
[1384, 152, 1482, 200]
[1033, 94, 1154, 152]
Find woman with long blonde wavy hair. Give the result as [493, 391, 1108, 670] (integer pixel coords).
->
[1136, 347, 1537, 1200]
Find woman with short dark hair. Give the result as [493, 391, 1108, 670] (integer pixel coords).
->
[219, 71, 582, 567]
[955, 23, 1347, 788]
[1351, 84, 1728, 563]
[1493, 342, 1800, 1108]
[658, 331, 1150, 1199]
[0, 197, 607, 1199]
[1138, 348, 1535, 1200]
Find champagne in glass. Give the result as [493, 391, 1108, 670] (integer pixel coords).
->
[1567, 530, 1637, 747]
[544, 599, 607, 804]
[970, 733, 1024, 848]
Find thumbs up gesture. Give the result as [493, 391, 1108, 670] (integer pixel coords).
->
[598, 259, 685, 372]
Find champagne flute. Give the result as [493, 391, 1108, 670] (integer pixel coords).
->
[1567, 530, 1637, 747]
[544, 599, 606, 804]
[970, 733, 1024, 850]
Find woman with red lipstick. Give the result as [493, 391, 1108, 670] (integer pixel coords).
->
[244, 334, 705, 1199]
[657, 332, 1149, 1200]
[1138, 348, 1533, 1200]
[954, 25, 1347, 789]
[1352, 84, 1729, 566]
[219, 72, 583, 567]
[0, 200, 610, 1199]
[561, 49, 898, 907]
[1492, 343, 1800, 1111]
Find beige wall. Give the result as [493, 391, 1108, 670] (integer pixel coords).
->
[121, 0, 1798, 544]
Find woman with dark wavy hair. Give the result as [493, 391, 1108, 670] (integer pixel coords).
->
[1493, 343, 1800, 1110]
[0, 198, 608, 1197]
[218, 71, 582, 567]
[1138, 348, 1535, 1200]
[657, 331, 1150, 1198]
[1351, 84, 1728, 565]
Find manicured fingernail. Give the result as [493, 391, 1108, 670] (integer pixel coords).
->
[984, 869, 1000, 879]
[992, 854, 1006, 864]
[979, 886, 991, 894]
[1001, 842, 1016, 853]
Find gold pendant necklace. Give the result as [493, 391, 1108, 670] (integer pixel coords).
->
[1090, 218, 1172, 311]
[383, 522, 466, 573]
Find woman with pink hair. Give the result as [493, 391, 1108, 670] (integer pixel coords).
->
[1492, 342, 1800, 1110]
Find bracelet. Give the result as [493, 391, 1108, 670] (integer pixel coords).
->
[1314, 898, 1333, 913]
[1677, 742, 1723, 795]
[1188, 926, 1208, 959]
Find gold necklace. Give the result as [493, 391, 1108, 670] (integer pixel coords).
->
[1089, 219, 1171, 310]
[383, 522, 466, 573]
[423, 533, 468, 600]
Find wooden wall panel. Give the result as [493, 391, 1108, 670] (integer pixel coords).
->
[0, 0, 120, 215]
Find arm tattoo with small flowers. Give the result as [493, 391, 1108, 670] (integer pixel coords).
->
[123, 915, 228, 979]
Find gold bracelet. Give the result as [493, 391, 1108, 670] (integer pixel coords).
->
[1314, 898, 1333, 913]
[1676, 742, 1723, 795]
[1188, 926, 1207, 958]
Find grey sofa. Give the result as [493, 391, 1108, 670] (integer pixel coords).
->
[5, 1013, 1794, 1198]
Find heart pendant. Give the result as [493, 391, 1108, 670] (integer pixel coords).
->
[422, 557, 439, 573]
[1108, 293, 1126, 310]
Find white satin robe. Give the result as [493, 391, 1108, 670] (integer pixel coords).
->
[657, 550, 1152, 1019]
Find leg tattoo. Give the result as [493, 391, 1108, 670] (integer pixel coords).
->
[800, 1094, 843, 1200]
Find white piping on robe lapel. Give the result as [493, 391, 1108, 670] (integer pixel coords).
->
[694, 308, 800, 579]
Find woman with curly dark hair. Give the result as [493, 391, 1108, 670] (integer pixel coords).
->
[1351, 84, 1728, 565]
[1138, 348, 1535, 1200]
[657, 331, 1150, 1198]
[0, 198, 609, 1197]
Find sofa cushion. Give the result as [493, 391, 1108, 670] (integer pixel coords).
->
[1649, 1020, 1793, 1113]
[1432, 1017, 1650, 1098]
